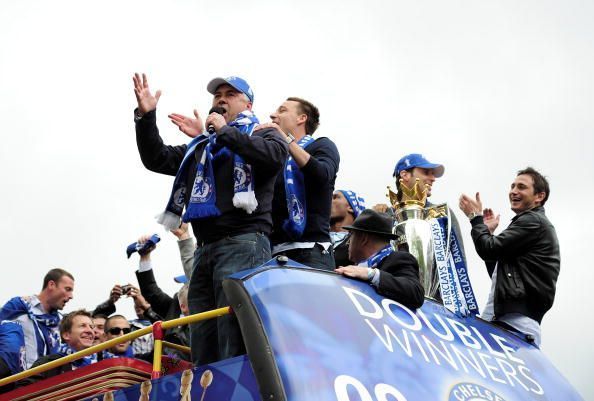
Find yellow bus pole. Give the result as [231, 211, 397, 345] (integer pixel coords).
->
[0, 326, 152, 387]
[151, 321, 164, 379]
[0, 306, 232, 387]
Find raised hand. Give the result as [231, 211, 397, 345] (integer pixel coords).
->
[483, 208, 500, 234]
[132, 73, 162, 114]
[168, 110, 204, 138]
[459, 192, 483, 217]
[109, 284, 123, 304]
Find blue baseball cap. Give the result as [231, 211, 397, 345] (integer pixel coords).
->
[174, 274, 188, 284]
[393, 153, 445, 178]
[207, 76, 254, 102]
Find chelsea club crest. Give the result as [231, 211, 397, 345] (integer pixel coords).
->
[234, 165, 251, 192]
[448, 383, 506, 401]
[289, 195, 304, 223]
[173, 187, 186, 207]
[190, 176, 213, 203]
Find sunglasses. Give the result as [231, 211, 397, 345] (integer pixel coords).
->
[108, 327, 131, 335]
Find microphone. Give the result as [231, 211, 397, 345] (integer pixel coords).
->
[207, 107, 226, 134]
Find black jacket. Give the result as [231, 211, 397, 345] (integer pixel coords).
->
[376, 251, 425, 310]
[270, 137, 340, 244]
[135, 270, 190, 360]
[136, 110, 288, 243]
[136, 269, 180, 321]
[470, 206, 560, 323]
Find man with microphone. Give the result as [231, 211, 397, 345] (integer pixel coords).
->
[132, 73, 288, 365]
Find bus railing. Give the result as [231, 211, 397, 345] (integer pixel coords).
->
[0, 306, 231, 387]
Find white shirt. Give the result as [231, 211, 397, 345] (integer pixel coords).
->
[482, 266, 541, 346]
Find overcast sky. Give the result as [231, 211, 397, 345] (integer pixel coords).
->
[1, 0, 592, 398]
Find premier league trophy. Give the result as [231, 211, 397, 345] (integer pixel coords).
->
[387, 178, 449, 299]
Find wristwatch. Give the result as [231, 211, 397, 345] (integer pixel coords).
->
[134, 109, 144, 123]
[468, 211, 483, 221]
[284, 132, 295, 144]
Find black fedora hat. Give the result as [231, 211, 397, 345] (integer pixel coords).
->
[343, 209, 397, 239]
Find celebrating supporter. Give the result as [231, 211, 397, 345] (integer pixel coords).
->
[132, 233, 191, 359]
[101, 315, 134, 358]
[392, 154, 466, 259]
[374, 153, 467, 302]
[330, 190, 365, 267]
[17, 310, 96, 386]
[133, 73, 287, 365]
[256, 97, 340, 270]
[459, 167, 560, 346]
[335, 209, 424, 309]
[93, 284, 156, 355]
[91, 314, 107, 345]
[0, 268, 74, 376]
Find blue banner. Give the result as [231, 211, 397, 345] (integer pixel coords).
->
[236, 264, 582, 401]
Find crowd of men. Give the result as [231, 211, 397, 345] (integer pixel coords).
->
[0, 74, 561, 390]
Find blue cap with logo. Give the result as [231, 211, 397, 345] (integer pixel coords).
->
[207, 76, 254, 102]
[393, 153, 445, 178]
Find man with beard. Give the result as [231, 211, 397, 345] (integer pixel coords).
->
[257, 97, 340, 270]
[330, 190, 365, 267]
[459, 167, 560, 346]
[133, 73, 287, 365]
[0, 268, 74, 379]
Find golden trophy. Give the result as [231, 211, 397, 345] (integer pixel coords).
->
[388, 178, 449, 299]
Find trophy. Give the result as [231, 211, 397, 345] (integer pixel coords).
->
[387, 178, 449, 299]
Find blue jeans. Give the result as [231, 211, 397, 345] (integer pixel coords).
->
[188, 232, 271, 365]
[274, 244, 335, 271]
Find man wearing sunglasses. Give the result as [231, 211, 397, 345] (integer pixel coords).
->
[102, 315, 133, 358]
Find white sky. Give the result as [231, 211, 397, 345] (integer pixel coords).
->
[1, 0, 592, 398]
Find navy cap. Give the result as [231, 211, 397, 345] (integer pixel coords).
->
[207, 76, 254, 102]
[174, 275, 188, 284]
[393, 153, 445, 178]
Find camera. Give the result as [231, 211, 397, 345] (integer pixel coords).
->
[121, 285, 132, 295]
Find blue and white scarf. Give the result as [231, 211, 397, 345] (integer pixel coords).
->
[0, 296, 61, 362]
[282, 135, 315, 239]
[157, 111, 260, 230]
[101, 345, 134, 360]
[126, 234, 160, 259]
[56, 343, 97, 368]
[337, 190, 366, 218]
[358, 245, 393, 268]
[430, 216, 479, 317]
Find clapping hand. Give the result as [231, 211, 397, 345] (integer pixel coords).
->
[483, 208, 500, 234]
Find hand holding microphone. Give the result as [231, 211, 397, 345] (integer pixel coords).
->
[206, 106, 226, 134]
